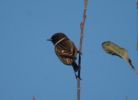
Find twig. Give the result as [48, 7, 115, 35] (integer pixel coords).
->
[77, 0, 88, 100]
[32, 96, 36, 100]
[136, 0, 138, 51]
[77, 78, 81, 100]
[125, 96, 128, 100]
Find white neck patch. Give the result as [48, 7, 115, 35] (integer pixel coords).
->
[54, 37, 66, 46]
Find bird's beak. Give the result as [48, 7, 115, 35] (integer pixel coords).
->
[47, 39, 52, 41]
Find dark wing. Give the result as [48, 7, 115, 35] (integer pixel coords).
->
[55, 46, 73, 65]
[54, 39, 77, 65]
[55, 39, 77, 58]
[103, 47, 122, 58]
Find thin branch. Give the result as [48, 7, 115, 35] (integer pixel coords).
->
[78, 0, 88, 79]
[136, 0, 138, 50]
[77, 0, 88, 100]
[79, 0, 88, 54]
[77, 78, 81, 100]
[32, 96, 36, 100]
[125, 96, 128, 100]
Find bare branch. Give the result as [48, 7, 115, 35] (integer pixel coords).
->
[77, 0, 88, 100]
[32, 96, 36, 100]
[136, 0, 138, 50]
[125, 96, 128, 100]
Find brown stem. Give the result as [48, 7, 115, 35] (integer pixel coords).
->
[32, 96, 36, 100]
[77, 0, 88, 100]
[77, 78, 81, 100]
[137, 0, 138, 50]
[125, 96, 128, 100]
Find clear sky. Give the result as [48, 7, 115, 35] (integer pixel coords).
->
[0, 0, 138, 100]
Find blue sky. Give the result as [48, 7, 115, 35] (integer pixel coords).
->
[0, 0, 138, 100]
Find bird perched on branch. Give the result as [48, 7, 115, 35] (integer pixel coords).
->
[48, 32, 80, 77]
[102, 41, 137, 73]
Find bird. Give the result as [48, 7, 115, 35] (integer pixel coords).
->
[102, 41, 136, 72]
[48, 32, 80, 78]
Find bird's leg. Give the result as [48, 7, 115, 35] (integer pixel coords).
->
[74, 72, 78, 79]
[77, 50, 82, 55]
[74, 71, 81, 80]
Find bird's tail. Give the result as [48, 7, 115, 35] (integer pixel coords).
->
[124, 58, 138, 75]
[72, 61, 80, 72]
[128, 58, 135, 70]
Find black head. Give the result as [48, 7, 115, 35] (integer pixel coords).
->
[48, 32, 68, 44]
[102, 41, 111, 47]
